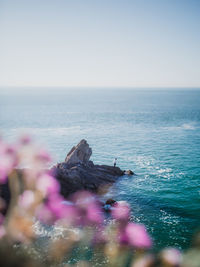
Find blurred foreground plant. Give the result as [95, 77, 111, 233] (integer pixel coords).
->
[0, 136, 199, 267]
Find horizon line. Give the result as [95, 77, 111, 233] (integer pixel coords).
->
[1, 86, 200, 89]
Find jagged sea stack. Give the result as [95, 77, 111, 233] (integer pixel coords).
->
[65, 139, 92, 166]
[53, 139, 124, 197]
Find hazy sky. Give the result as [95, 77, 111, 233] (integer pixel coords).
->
[0, 0, 199, 88]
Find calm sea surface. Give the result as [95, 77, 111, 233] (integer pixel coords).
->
[0, 88, 200, 250]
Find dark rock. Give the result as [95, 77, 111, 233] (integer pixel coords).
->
[53, 162, 124, 198]
[0, 140, 128, 208]
[105, 199, 116, 205]
[52, 140, 125, 197]
[124, 170, 134, 175]
[103, 199, 117, 213]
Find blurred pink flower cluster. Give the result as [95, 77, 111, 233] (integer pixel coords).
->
[112, 201, 152, 249]
[0, 135, 189, 267]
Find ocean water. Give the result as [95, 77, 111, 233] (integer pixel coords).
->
[0, 88, 200, 250]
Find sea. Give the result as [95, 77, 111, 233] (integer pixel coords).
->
[0, 88, 200, 251]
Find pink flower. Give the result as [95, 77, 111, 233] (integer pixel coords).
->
[125, 223, 152, 249]
[35, 149, 51, 163]
[118, 227, 129, 244]
[86, 201, 103, 225]
[0, 226, 6, 239]
[47, 193, 67, 219]
[36, 204, 54, 224]
[92, 225, 107, 244]
[112, 201, 130, 222]
[18, 190, 35, 209]
[0, 143, 18, 183]
[36, 173, 60, 196]
[73, 191, 104, 225]
[0, 167, 8, 183]
[37, 194, 78, 224]
[73, 191, 95, 209]
[132, 254, 155, 267]
[19, 135, 32, 146]
[161, 248, 182, 266]
[59, 201, 78, 224]
[5, 145, 17, 156]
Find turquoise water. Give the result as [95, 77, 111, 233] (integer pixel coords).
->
[0, 88, 200, 250]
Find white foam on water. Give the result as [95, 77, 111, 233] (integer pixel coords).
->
[163, 122, 197, 131]
[159, 210, 179, 225]
[157, 168, 172, 174]
[181, 123, 196, 130]
[127, 155, 156, 170]
[13, 126, 81, 135]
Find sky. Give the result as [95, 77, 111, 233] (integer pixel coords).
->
[0, 0, 200, 89]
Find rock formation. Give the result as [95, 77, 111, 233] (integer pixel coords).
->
[52, 139, 124, 197]
[124, 170, 134, 175]
[0, 140, 130, 211]
[65, 139, 92, 166]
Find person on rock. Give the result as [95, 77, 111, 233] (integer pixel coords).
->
[113, 158, 117, 167]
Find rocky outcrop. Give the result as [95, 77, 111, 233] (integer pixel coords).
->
[65, 139, 92, 166]
[53, 163, 124, 197]
[124, 170, 134, 175]
[52, 139, 124, 197]
[0, 140, 128, 210]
